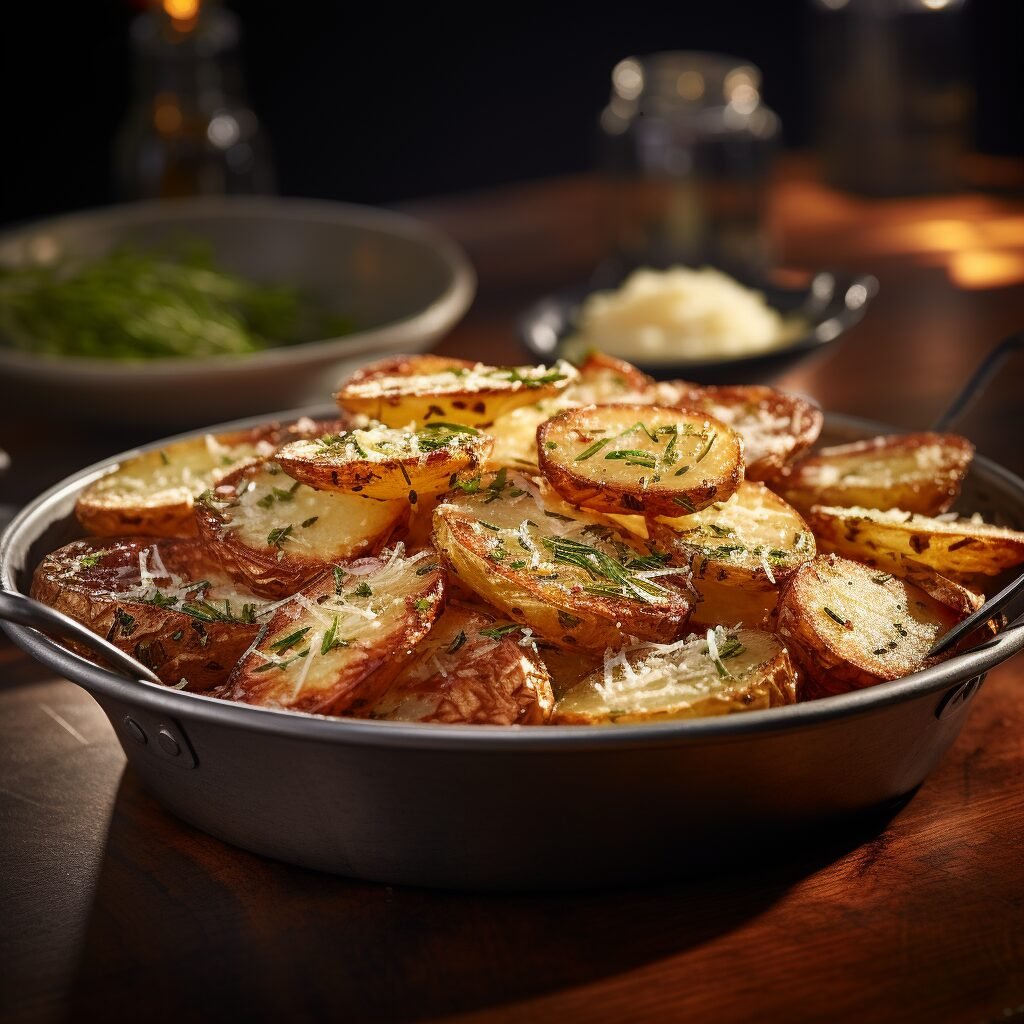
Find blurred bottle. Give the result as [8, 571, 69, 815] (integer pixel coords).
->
[811, 0, 973, 196]
[599, 52, 781, 280]
[115, 0, 274, 199]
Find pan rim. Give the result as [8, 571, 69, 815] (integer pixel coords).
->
[3, 404, 1023, 752]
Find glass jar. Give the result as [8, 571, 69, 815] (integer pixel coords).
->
[115, 5, 274, 200]
[599, 52, 781, 279]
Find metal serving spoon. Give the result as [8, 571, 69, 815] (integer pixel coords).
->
[0, 588, 163, 685]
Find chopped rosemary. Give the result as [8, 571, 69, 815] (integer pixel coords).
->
[415, 562, 439, 576]
[447, 630, 467, 654]
[574, 438, 611, 462]
[694, 433, 717, 464]
[708, 524, 735, 538]
[79, 552, 103, 569]
[414, 598, 432, 612]
[333, 566, 346, 595]
[320, 616, 348, 655]
[823, 606, 849, 627]
[604, 449, 657, 468]
[557, 609, 582, 629]
[353, 581, 373, 598]
[267, 524, 294, 549]
[479, 623, 526, 639]
[301, 516, 319, 529]
[269, 627, 310, 653]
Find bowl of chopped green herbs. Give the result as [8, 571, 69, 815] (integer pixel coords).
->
[0, 197, 474, 425]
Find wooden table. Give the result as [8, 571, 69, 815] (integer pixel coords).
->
[3, 160, 1024, 1024]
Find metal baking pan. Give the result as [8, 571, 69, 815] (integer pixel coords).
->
[2, 405, 1023, 890]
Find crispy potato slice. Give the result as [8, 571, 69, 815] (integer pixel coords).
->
[806, 504, 1024, 578]
[654, 382, 823, 481]
[369, 606, 554, 724]
[221, 546, 445, 716]
[780, 433, 974, 515]
[537, 404, 743, 517]
[776, 553, 966, 697]
[276, 422, 492, 500]
[432, 471, 696, 651]
[648, 481, 816, 591]
[336, 357, 578, 428]
[195, 460, 407, 598]
[552, 626, 797, 724]
[536, 644, 602, 700]
[75, 419, 347, 539]
[30, 537, 269, 690]
[563, 351, 656, 404]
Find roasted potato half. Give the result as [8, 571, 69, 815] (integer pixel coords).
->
[369, 605, 554, 724]
[563, 351, 656, 404]
[222, 546, 445, 716]
[30, 537, 269, 690]
[75, 430, 275, 538]
[537, 404, 743, 517]
[780, 433, 974, 516]
[275, 422, 492, 501]
[648, 481, 815, 591]
[432, 471, 696, 651]
[336, 357, 578, 428]
[806, 504, 1024, 578]
[74, 419, 348, 539]
[776, 553, 967, 697]
[487, 399, 565, 473]
[552, 626, 797, 724]
[653, 383, 822, 481]
[195, 461, 407, 597]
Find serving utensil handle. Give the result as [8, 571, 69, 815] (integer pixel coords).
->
[0, 588, 163, 686]
[933, 331, 1024, 432]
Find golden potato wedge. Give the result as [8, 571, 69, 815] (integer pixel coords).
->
[30, 537, 269, 690]
[74, 419, 348, 539]
[776, 553, 967, 697]
[806, 504, 1024, 578]
[537, 404, 743, 517]
[432, 470, 696, 651]
[552, 626, 797, 724]
[654, 382, 823, 481]
[220, 546, 445, 716]
[563, 351, 656, 404]
[275, 422, 492, 501]
[648, 481, 816, 591]
[336, 357, 578, 428]
[195, 460, 407, 598]
[780, 433, 974, 515]
[368, 605, 554, 724]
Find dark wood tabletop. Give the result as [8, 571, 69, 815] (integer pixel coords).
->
[2, 158, 1024, 1024]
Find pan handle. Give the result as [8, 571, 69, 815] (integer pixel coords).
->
[0, 589, 163, 686]
[933, 331, 1024, 432]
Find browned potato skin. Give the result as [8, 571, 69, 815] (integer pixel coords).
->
[653, 383, 823, 481]
[221, 557, 445, 716]
[368, 605, 554, 725]
[780, 433, 974, 515]
[776, 554, 964, 698]
[537, 404, 744, 518]
[75, 419, 349, 539]
[30, 537, 261, 691]
[194, 462, 406, 598]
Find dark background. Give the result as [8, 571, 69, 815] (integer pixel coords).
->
[0, 0, 1020, 228]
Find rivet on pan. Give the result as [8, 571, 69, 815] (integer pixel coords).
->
[124, 717, 147, 744]
[157, 728, 181, 757]
[935, 675, 983, 721]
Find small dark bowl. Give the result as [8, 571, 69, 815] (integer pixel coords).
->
[518, 271, 878, 383]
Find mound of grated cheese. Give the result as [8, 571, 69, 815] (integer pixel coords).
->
[574, 266, 795, 362]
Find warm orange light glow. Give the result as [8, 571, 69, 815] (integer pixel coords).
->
[154, 93, 183, 134]
[163, 0, 200, 19]
[948, 250, 1024, 290]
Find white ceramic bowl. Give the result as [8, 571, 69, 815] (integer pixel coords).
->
[0, 197, 475, 426]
